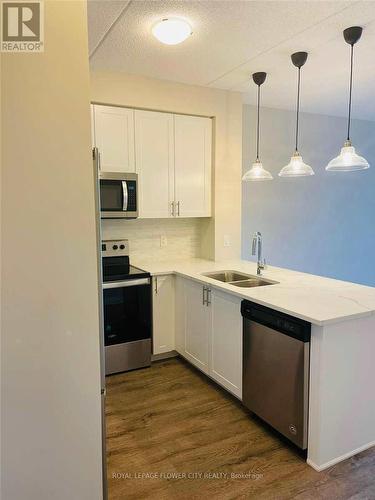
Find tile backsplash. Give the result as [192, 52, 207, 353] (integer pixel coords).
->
[101, 218, 204, 261]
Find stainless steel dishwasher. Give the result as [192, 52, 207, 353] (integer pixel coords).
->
[241, 300, 311, 449]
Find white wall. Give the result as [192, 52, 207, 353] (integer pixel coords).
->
[90, 71, 243, 261]
[1, 1, 103, 498]
[242, 105, 375, 286]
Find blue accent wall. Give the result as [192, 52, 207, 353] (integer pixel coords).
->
[242, 105, 375, 287]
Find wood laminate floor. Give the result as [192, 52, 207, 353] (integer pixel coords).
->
[105, 357, 375, 500]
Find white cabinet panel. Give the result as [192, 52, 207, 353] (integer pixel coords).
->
[173, 276, 242, 399]
[93, 105, 135, 173]
[152, 275, 175, 355]
[135, 110, 174, 218]
[91, 106, 212, 218]
[174, 115, 212, 217]
[90, 104, 95, 149]
[210, 290, 242, 398]
[175, 276, 186, 356]
[184, 279, 210, 374]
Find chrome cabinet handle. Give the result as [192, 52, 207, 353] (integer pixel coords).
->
[206, 288, 211, 306]
[177, 201, 180, 216]
[202, 286, 207, 305]
[154, 277, 158, 294]
[171, 201, 175, 217]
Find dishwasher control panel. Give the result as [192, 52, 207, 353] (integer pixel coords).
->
[241, 301, 311, 342]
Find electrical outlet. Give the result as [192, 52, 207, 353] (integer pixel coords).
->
[224, 235, 231, 247]
[160, 235, 168, 248]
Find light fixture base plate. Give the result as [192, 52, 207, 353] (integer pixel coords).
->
[252, 72, 267, 86]
[291, 51, 308, 68]
[344, 26, 363, 46]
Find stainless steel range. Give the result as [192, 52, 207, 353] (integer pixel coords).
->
[102, 239, 151, 375]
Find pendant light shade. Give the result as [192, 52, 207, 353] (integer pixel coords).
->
[279, 52, 314, 178]
[279, 152, 314, 177]
[326, 26, 369, 172]
[242, 72, 273, 182]
[242, 159, 273, 181]
[326, 141, 369, 172]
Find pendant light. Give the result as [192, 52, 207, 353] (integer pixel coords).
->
[326, 26, 369, 172]
[279, 52, 314, 177]
[242, 72, 273, 181]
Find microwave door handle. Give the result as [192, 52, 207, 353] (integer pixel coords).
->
[122, 181, 128, 211]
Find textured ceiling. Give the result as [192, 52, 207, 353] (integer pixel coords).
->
[88, 0, 375, 120]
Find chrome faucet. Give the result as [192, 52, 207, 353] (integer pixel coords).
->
[252, 231, 266, 275]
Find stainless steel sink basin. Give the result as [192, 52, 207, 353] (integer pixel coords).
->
[203, 270, 252, 283]
[231, 278, 277, 287]
[202, 270, 278, 287]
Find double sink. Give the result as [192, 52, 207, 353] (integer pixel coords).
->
[202, 270, 278, 288]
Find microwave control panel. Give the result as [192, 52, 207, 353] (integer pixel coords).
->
[127, 181, 137, 211]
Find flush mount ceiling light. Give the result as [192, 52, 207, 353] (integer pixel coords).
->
[326, 26, 369, 172]
[152, 18, 192, 45]
[242, 72, 273, 182]
[279, 52, 314, 178]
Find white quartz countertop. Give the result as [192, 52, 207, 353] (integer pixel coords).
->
[133, 257, 375, 326]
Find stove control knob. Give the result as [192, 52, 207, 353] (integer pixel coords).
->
[112, 245, 118, 250]
[120, 244, 125, 250]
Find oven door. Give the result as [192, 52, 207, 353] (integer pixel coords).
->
[102, 278, 151, 346]
[99, 173, 138, 219]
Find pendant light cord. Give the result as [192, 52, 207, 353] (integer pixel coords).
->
[256, 84, 260, 160]
[295, 66, 301, 153]
[347, 44, 354, 141]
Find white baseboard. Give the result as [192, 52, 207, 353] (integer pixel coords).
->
[307, 440, 375, 471]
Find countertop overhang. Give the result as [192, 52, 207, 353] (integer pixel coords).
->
[132, 258, 375, 326]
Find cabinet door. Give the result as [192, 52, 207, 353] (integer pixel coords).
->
[152, 275, 175, 355]
[93, 105, 135, 173]
[175, 276, 186, 356]
[135, 110, 174, 218]
[174, 115, 212, 217]
[184, 279, 211, 374]
[210, 289, 242, 398]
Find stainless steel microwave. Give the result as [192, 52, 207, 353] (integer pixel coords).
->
[99, 172, 138, 219]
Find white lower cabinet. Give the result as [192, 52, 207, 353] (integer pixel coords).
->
[152, 275, 175, 355]
[175, 276, 186, 355]
[210, 289, 242, 398]
[174, 276, 242, 398]
[183, 279, 211, 374]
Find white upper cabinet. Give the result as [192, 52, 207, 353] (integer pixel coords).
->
[92, 105, 135, 173]
[174, 114, 212, 217]
[210, 289, 242, 398]
[135, 110, 174, 218]
[91, 105, 212, 218]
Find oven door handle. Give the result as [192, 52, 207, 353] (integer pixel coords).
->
[103, 278, 150, 289]
[122, 181, 128, 211]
